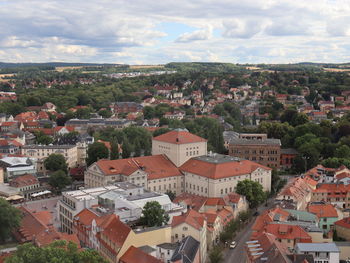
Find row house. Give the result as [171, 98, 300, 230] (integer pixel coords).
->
[275, 177, 312, 210]
[318, 101, 335, 112]
[110, 102, 143, 115]
[74, 208, 171, 263]
[311, 183, 350, 209]
[307, 203, 343, 233]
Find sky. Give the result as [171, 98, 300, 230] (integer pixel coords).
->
[0, 0, 350, 64]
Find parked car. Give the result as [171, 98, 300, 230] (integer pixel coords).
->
[229, 241, 236, 249]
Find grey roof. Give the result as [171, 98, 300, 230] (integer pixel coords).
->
[194, 153, 242, 164]
[171, 236, 200, 263]
[157, 243, 178, 250]
[296, 242, 339, 253]
[230, 138, 281, 146]
[223, 131, 239, 142]
[281, 148, 299, 155]
[285, 209, 317, 223]
[22, 144, 75, 149]
[138, 245, 156, 254]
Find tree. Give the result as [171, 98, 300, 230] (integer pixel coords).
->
[140, 201, 169, 227]
[165, 190, 176, 201]
[5, 241, 108, 263]
[153, 128, 170, 137]
[335, 145, 350, 159]
[235, 179, 266, 208]
[44, 154, 68, 173]
[0, 199, 22, 242]
[48, 170, 72, 193]
[208, 246, 223, 263]
[134, 139, 141, 157]
[87, 142, 109, 165]
[122, 141, 132, 159]
[110, 140, 119, 160]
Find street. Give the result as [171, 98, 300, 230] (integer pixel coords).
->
[222, 198, 275, 263]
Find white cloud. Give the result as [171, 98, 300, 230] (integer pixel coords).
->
[0, 0, 350, 63]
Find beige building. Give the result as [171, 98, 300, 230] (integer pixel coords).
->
[152, 129, 207, 167]
[171, 210, 207, 262]
[21, 143, 86, 174]
[84, 155, 184, 195]
[180, 154, 272, 198]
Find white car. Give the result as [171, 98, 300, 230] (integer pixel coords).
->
[229, 241, 236, 249]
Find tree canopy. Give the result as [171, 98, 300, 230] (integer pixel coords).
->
[5, 241, 108, 263]
[48, 170, 72, 193]
[140, 201, 169, 227]
[0, 199, 22, 242]
[235, 179, 267, 208]
[44, 154, 68, 173]
[86, 142, 109, 166]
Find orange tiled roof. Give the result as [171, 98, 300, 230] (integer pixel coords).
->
[278, 177, 311, 201]
[99, 215, 131, 247]
[180, 158, 270, 180]
[173, 193, 207, 211]
[308, 204, 338, 218]
[153, 130, 207, 144]
[95, 154, 182, 180]
[335, 217, 350, 229]
[120, 246, 162, 263]
[172, 209, 205, 230]
[205, 197, 227, 206]
[264, 223, 312, 242]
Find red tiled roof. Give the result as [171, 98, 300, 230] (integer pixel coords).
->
[173, 193, 207, 211]
[99, 215, 131, 247]
[0, 122, 17, 127]
[335, 217, 350, 229]
[153, 130, 207, 144]
[278, 177, 311, 201]
[308, 204, 338, 218]
[205, 197, 227, 206]
[95, 154, 182, 180]
[172, 209, 205, 230]
[120, 246, 162, 263]
[10, 174, 39, 188]
[226, 192, 242, 204]
[264, 223, 312, 242]
[180, 158, 271, 180]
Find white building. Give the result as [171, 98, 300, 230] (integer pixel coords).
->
[152, 129, 207, 167]
[295, 242, 340, 263]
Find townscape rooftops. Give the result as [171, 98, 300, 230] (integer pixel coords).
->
[64, 185, 119, 201]
[153, 129, 207, 144]
[307, 204, 338, 218]
[22, 144, 76, 149]
[171, 209, 205, 230]
[295, 242, 339, 252]
[120, 246, 162, 263]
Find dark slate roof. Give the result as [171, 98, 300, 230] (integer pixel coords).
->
[157, 243, 178, 250]
[281, 148, 298, 155]
[171, 236, 200, 263]
[230, 138, 281, 146]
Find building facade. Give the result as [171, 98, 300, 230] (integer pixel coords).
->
[152, 129, 207, 167]
[228, 138, 281, 169]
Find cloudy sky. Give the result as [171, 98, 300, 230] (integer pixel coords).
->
[1, 0, 350, 64]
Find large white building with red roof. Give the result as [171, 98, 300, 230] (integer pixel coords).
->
[180, 153, 271, 197]
[152, 128, 207, 167]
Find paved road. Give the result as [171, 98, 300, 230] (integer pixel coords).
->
[223, 198, 275, 263]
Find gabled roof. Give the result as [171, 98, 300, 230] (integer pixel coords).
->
[172, 210, 205, 230]
[120, 246, 162, 263]
[10, 174, 39, 188]
[181, 156, 270, 180]
[170, 236, 200, 263]
[173, 193, 207, 211]
[153, 129, 207, 144]
[99, 214, 131, 247]
[94, 154, 182, 180]
[264, 223, 312, 241]
[335, 217, 350, 229]
[308, 204, 338, 218]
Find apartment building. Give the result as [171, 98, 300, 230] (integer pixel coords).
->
[180, 154, 272, 197]
[152, 129, 207, 167]
[84, 154, 184, 195]
[228, 138, 281, 169]
[21, 143, 87, 174]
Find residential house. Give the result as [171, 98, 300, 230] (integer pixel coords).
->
[275, 177, 312, 210]
[335, 217, 350, 241]
[170, 236, 200, 263]
[295, 243, 340, 263]
[311, 183, 350, 209]
[171, 210, 207, 262]
[307, 203, 342, 233]
[9, 174, 41, 199]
